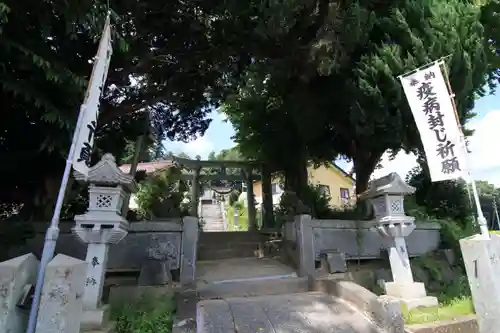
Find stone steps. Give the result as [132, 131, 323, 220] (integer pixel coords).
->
[198, 231, 262, 243]
[198, 291, 387, 333]
[198, 275, 306, 300]
[81, 322, 115, 333]
[198, 231, 266, 260]
[200, 203, 225, 232]
[192, 257, 401, 333]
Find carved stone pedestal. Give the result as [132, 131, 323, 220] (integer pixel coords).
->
[139, 260, 172, 286]
[139, 236, 178, 286]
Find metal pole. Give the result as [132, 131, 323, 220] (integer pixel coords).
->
[439, 61, 489, 238]
[26, 105, 86, 333]
[469, 176, 489, 237]
[494, 198, 500, 231]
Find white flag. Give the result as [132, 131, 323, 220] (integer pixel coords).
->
[400, 63, 467, 182]
[72, 15, 113, 176]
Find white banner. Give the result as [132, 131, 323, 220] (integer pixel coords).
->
[400, 63, 467, 182]
[72, 15, 113, 176]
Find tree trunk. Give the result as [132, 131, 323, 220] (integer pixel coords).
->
[284, 157, 309, 202]
[353, 151, 384, 196]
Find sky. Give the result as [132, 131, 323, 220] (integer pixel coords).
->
[165, 91, 500, 186]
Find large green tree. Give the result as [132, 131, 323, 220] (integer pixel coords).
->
[0, 0, 252, 219]
[225, 0, 495, 199]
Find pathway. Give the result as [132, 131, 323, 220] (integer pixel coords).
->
[201, 202, 226, 232]
[199, 292, 383, 333]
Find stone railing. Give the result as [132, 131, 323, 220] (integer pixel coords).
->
[283, 218, 440, 261]
[10, 218, 198, 281]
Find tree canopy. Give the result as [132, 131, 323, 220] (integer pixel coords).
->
[3, 0, 500, 220]
[224, 0, 497, 198]
[0, 0, 251, 219]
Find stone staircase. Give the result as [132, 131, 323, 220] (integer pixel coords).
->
[188, 232, 402, 333]
[195, 260, 399, 333]
[197, 231, 262, 261]
[200, 201, 226, 232]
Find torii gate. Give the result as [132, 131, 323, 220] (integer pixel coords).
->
[173, 157, 275, 230]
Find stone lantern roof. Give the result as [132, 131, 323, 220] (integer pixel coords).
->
[359, 172, 415, 200]
[74, 153, 138, 193]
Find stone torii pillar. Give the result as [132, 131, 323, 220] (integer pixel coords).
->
[190, 166, 201, 217]
[360, 172, 437, 310]
[73, 154, 138, 329]
[244, 167, 257, 230]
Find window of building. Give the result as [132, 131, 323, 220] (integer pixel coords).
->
[340, 188, 350, 201]
[318, 184, 330, 196]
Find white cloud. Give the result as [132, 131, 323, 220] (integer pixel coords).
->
[468, 110, 500, 171]
[167, 136, 214, 158]
[372, 152, 418, 181]
[337, 110, 500, 186]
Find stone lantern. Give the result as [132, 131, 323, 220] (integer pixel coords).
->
[73, 154, 138, 328]
[360, 172, 437, 309]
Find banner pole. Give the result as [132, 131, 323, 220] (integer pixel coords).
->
[398, 54, 452, 80]
[25, 103, 87, 333]
[494, 198, 500, 230]
[439, 62, 489, 238]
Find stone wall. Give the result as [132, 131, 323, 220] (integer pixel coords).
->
[283, 219, 441, 260]
[10, 220, 184, 272]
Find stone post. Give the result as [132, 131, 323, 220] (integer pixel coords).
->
[360, 172, 437, 310]
[245, 168, 257, 230]
[190, 167, 200, 217]
[35, 254, 87, 333]
[0, 254, 39, 333]
[261, 164, 275, 228]
[180, 216, 199, 285]
[72, 153, 138, 329]
[233, 206, 239, 231]
[460, 234, 500, 333]
[295, 214, 316, 277]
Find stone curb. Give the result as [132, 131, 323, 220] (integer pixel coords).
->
[404, 315, 478, 333]
[173, 284, 197, 333]
[309, 277, 405, 333]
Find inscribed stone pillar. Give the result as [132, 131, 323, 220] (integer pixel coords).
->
[180, 216, 199, 284]
[360, 172, 437, 309]
[460, 234, 500, 333]
[0, 254, 39, 333]
[233, 206, 239, 230]
[191, 167, 201, 217]
[72, 153, 138, 328]
[295, 214, 316, 277]
[35, 254, 87, 333]
[245, 168, 257, 230]
[261, 164, 275, 228]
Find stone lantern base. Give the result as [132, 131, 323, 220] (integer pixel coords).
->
[384, 282, 438, 310]
[81, 305, 111, 331]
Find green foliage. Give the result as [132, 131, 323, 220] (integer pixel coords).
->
[439, 218, 478, 258]
[403, 296, 473, 325]
[411, 251, 472, 310]
[135, 167, 190, 220]
[406, 167, 473, 225]
[224, 0, 494, 195]
[0, 219, 34, 261]
[112, 295, 175, 333]
[0, 0, 252, 220]
[226, 202, 249, 231]
[273, 183, 368, 227]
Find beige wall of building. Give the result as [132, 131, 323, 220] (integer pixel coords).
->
[252, 163, 355, 207]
